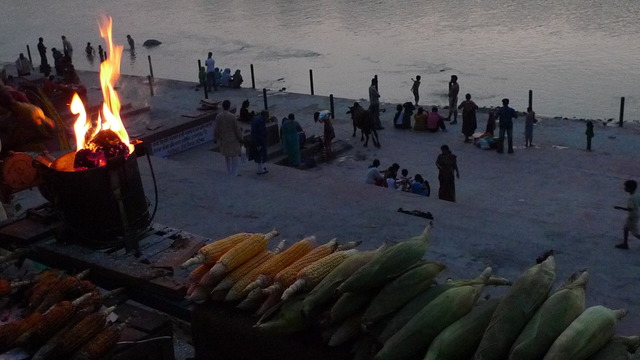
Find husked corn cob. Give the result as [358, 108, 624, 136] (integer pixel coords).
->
[32, 269, 91, 313]
[27, 270, 64, 311]
[374, 267, 493, 360]
[475, 254, 556, 360]
[587, 335, 640, 360]
[207, 230, 279, 278]
[212, 249, 277, 292]
[70, 321, 126, 360]
[337, 224, 432, 294]
[271, 238, 338, 289]
[509, 271, 588, 360]
[16, 300, 76, 348]
[281, 249, 357, 300]
[189, 263, 215, 283]
[302, 247, 384, 317]
[31, 305, 97, 360]
[0, 312, 43, 352]
[0, 279, 32, 297]
[362, 261, 446, 326]
[243, 236, 316, 293]
[425, 297, 501, 360]
[181, 232, 254, 268]
[543, 305, 627, 360]
[201, 248, 275, 288]
[57, 306, 115, 354]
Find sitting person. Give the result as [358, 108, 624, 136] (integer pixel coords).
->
[385, 171, 398, 190]
[15, 53, 33, 76]
[401, 102, 415, 129]
[393, 104, 403, 129]
[231, 69, 243, 88]
[397, 168, 412, 191]
[383, 163, 400, 185]
[220, 68, 232, 87]
[365, 159, 384, 186]
[426, 106, 447, 132]
[239, 99, 255, 123]
[413, 107, 428, 131]
[213, 67, 222, 89]
[409, 174, 430, 196]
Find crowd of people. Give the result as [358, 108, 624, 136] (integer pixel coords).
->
[199, 52, 243, 92]
[364, 159, 431, 197]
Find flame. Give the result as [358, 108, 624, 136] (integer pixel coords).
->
[71, 16, 134, 154]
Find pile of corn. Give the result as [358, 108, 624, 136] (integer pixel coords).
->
[0, 267, 127, 360]
[183, 226, 640, 360]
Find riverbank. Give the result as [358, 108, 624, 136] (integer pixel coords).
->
[8, 71, 640, 357]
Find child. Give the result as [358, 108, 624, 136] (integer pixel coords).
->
[409, 174, 430, 196]
[525, 107, 536, 147]
[393, 104, 404, 129]
[397, 169, 412, 191]
[614, 180, 640, 249]
[411, 75, 421, 105]
[586, 120, 594, 151]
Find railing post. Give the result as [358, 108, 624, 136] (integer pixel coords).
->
[330, 94, 335, 119]
[147, 75, 154, 96]
[26, 45, 33, 64]
[263, 88, 268, 111]
[199, 60, 208, 100]
[528, 90, 533, 110]
[250, 64, 256, 89]
[619, 97, 625, 128]
[148, 55, 154, 78]
[309, 69, 314, 95]
[373, 75, 378, 91]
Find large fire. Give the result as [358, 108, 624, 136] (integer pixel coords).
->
[62, 16, 134, 171]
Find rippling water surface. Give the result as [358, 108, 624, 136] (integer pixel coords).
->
[2, 0, 639, 120]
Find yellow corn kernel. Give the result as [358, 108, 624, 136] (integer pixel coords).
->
[274, 238, 338, 289]
[208, 230, 279, 278]
[181, 232, 253, 268]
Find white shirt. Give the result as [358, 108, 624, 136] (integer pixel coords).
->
[205, 57, 215, 73]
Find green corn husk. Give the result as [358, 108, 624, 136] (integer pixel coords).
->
[424, 297, 501, 360]
[330, 291, 375, 325]
[302, 247, 384, 317]
[475, 254, 556, 360]
[378, 274, 511, 344]
[587, 336, 640, 360]
[254, 295, 309, 334]
[508, 270, 589, 360]
[374, 267, 493, 360]
[362, 261, 446, 327]
[336, 224, 432, 294]
[328, 313, 363, 347]
[543, 305, 628, 360]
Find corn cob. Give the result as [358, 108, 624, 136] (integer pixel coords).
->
[337, 224, 432, 294]
[361, 261, 446, 326]
[587, 335, 640, 360]
[212, 248, 279, 292]
[31, 305, 98, 360]
[26, 270, 64, 311]
[237, 287, 268, 311]
[32, 269, 91, 313]
[70, 321, 127, 360]
[509, 270, 589, 360]
[425, 297, 501, 360]
[271, 238, 338, 289]
[374, 267, 493, 360]
[281, 249, 357, 301]
[475, 254, 556, 360]
[254, 286, 284, 316]
[206, 230, 279, 278]
[378, 274, 511, 344]
[200, 248, 275, 288]
[189, 263, 214, 282]
[543, 305, 628, 360]
[302, 246, 384, 317]
[181, 232, 254, 268]
[336, 240, 362, 251]
[0, 312, 43, 352]
[330, 291, 376, 325]
[0, 279, 32, 297]
[242, 236, 316, 293]
[328, 313, 363, 347]
[58, 306, 115, 354]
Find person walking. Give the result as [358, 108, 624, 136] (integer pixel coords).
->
[126, 34, 135, 49]
[614, 180, 640, 249]
[205, 52, 217, 92]
[213, 100, 244, 176]
[525, 107, 537, 147]
[411, 75, 421, 106]
[496, 98, 518, 154]
[61, 35, 73, 61]
[458, 93, 478, 143]
[369, 78, 383, 130]
[447, 75, 460, 124]
[436, 145, 459, 202]
[251, 110, 269, 174]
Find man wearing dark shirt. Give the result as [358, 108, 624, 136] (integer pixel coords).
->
[496, 98, 518, 154]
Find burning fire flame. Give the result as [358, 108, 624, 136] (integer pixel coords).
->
[70, 16, 134, 155]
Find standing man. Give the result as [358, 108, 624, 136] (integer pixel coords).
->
[369, 78, 383, 130]
[126, 35, 135, 50]
[251, 110, 269, 175]
[37, 37, 48, 69]
[447, 75, 460, 124]
[205, 52, 217, 92]
[214, 100, 244, 176]
[61, 36, 73, 61]
[614, 180, 640, 249]
[436, 144, 459, 202]
[496, 98, 518, 154]
[411, 75, 421, 106]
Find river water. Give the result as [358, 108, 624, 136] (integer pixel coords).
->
[1, 0, 639, 120]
